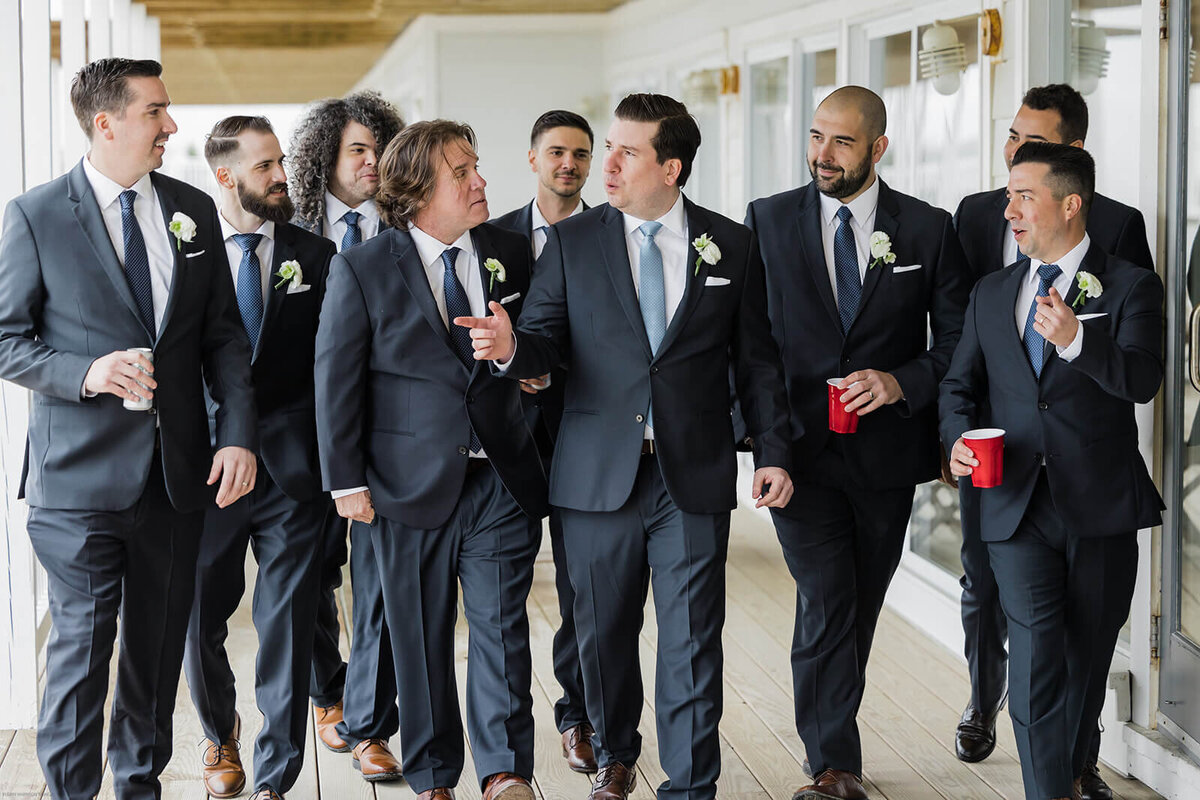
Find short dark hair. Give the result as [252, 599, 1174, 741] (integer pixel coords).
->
[376, 119, 477, 228]
[204, 116, 276, 169]
[1011, 141, 1095, 220]
[1021, 84, 1089, 145]
[530, 110, 594, 148]
[613, 93, 701, 188]
[70, 58, 163, 139]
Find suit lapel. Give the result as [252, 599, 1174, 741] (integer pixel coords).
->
[390, 229, 456, 354]
[796, 184, 841, 330]
[989, 188, 1010, 274]
[597, 206, 653, 360]
[257, 224, 294, 363]
[854, 180, 898, 322]
[471, 226, 503, 306]
[1000, 262, 1041, 381]
[657, 198, 708, 357]
[1041, 244, 1106, 374]
[151, 172, 187, 342]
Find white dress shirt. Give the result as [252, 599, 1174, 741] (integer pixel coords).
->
[219, 214, 275, 302]
[530, 198, 584, 260]
[323, 193, 380, 250]
[82, 156, 174, 333]
[817, 176, 880, 301]
[1015, 233, 1089, 363]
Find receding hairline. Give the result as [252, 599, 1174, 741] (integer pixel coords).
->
[816, 86, 887, 140]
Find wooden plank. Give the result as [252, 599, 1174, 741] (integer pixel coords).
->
[0, 729, 45, 799]
[0, 730, 16, 769]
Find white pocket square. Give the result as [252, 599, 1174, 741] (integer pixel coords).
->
[892, 264, 922, 273]
[705, 276, 731, 286]
[500, 292, 522, 304]
[185, 250, 206, 259]
[1077, 312, 1108, 321]
[286, 283, 312, 294]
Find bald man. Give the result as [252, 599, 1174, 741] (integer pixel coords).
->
[746, 86, 972, 800]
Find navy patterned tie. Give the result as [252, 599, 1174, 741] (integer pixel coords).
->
[1023, 263, 1062, 378]
[340, 210, 363, 252]
[833, 206, 860, 334]
[118, 190, 156, 336]
[232, 233, 264, 351]
[441, 247, 481, 453]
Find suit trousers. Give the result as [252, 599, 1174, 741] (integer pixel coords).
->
[770, 443, 915, 777]
[27, 451, 203, 800]
[183, 468, 326, 793]
[371, 465, 540, 793]
[561, 454, 729, 800]
[987, 471, 1137, 800]
[549, 503, 589, 732]
[310, 511, 348, 705]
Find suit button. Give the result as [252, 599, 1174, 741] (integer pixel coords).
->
[1038, 401, 1049, 410]
[466, 396, 474, 404]
[635, 414, 645, 423]
[458, 446, 468, 455]
[843, 357, 851, 364]
[650, 366, 659, 374]
[147, 408, 156, 415]
[1034, 452, 1043, 462]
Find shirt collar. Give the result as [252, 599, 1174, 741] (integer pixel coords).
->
[324, 191, 379, 229]
[82, 155, 154, 211]
[1029, 233, 1092, 283]
[622, 192, 686, 240]
[530, 198, 584, 231]
[818, 175, 880, 229]
[408, 223, 476, 270]
[219, 212, 274, 244]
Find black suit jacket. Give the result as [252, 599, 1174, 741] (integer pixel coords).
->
[0, 163, 257, 512]
[503, 198, 791, 515]
[939, 246, 1164, 541]
[953, 187, 1153, 279]
[314, 223, 548, 528]
[746, 179, 972, 493]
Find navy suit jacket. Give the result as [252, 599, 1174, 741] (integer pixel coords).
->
[314, 223, 548, 529]
[939, 245, 1164, 541]
[0, 162, 257, 512]
[746, 179, 972, 492]
[503, 198, 791, 515]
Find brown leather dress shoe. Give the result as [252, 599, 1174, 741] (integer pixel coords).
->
[589, 762, 637, 799]
[562, 723, 598, 772]
[249, 788, 284, 800]
[482, 772, 535, 800]
[201, 714, 245, 799]
[792, 769, 869, 800]
[314, 701, 350, 752]
[352, 738, 403, 782]
[417, 789, 456, 800]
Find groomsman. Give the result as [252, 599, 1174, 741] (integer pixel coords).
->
[458, 93, 794, 800]
[288, 91, 406, 779]
[492, 109, 598, 772]
[0, 58, 256, 799]
[183, 116, 336, 800]
[315, 120, 548, 800]
[951, 84, 1152, 800]
[942, 142, 1163, 800]
[746, 85, 971, 800]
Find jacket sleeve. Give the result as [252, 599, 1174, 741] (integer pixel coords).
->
[938, 282, 987, 450]
[506, 225, 572, 380]
[1113, 208, 1154, 272]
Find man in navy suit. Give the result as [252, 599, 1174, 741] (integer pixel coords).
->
[182, 116, 337, 800]
[950, 85, 1152, 800]
[0, 58, 257, 800]
[746, 85, 972, 800]
[315, 120, 548, 800]
[942, 142, 1163, 800]
[491, 108, 598, 772]
[458, 93, 793, 800]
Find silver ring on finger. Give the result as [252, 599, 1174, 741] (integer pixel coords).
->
[241, 481, 249, 487]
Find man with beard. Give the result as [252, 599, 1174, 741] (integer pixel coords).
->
[184, 115, 337, 800]
[745, 85, 971, 800]
[491, 109, 598, 773]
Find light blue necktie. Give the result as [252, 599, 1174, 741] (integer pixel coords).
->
[833, 206, 861, 334]
[1023, 263, 1062, 378]
[340, 210, 362, 252]
[118, 190, 156, 336]
[440, 247, 481, 453]
[232, 233, 264, 351]
[638, 221, 665, 427]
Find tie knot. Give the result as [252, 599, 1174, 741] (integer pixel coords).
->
[638, 220, 662, 240]
[233, 233, 262, 253]
[1038, 263, 1062, 283]
[440, 247, 461, 271]
[119, 189, 137, 212]
[535, 225, 549, 235]
[836, 205, 852, 223]
[342, 210, 362, 227]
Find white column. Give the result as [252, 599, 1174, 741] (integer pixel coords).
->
[87, 0, 111, 61]
[110, 0, 130, 57]
[144, 15, 160, 63]
[21, 0, 52, 187]
[59, 0, 89, 168]
[130, 4, 146, 58]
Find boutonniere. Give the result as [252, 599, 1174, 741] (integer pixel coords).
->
[484, 258, 506, 291]
[868, 231, 897, 269]
[1072, 270, 1103, 309]
[168, 212, 197, 251]
[274, 260, 303, 290]
[692, 233, 721, 276]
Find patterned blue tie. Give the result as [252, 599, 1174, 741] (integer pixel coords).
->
[1023, 263, 1062, 378]
[341, 210, 363, 252]
[833, 206, 860, 334]
[637, 221, 666, 427]
[441, 247, 481, 453]
[118, 190, 156, 336]
[233, 233, 264, 352]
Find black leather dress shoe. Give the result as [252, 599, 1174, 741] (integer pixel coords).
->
[1078, 762, 1113, 800]
[955, 702, 1001, 762]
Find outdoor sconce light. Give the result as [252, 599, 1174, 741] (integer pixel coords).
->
[1071, 19, 1110, 95]
[917, 10, 1001, 96]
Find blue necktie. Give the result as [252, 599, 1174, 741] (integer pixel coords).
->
[833, 206, 860, 334]
[118, 190, 156, 336]
[440, 247, 481, 453]
[341, 210, 363, 252]
[1023, 263, 1062, 378]
[637, 221, 666, 427]
[233, 233, 264, 352]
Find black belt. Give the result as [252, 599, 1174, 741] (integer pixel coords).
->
[641, 439, 656, 455]
[465, 458, 490, 476]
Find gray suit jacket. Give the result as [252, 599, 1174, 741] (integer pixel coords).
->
[0, 161, 256, 512]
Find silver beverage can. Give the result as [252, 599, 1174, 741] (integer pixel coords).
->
[123, 347, 154, 411]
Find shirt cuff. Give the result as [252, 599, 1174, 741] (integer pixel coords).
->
[1056, 324, 1085, 362]
[495, 340, 517, 373]
[331, 486, 368, 500]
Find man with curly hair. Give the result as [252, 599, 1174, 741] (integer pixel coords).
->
[289, 90, 407, 781]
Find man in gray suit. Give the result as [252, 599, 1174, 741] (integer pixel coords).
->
[0, 58, 257, 800]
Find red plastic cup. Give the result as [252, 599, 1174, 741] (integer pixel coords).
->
[963, 428, 1006, 488]
[827, 378, 859, 434]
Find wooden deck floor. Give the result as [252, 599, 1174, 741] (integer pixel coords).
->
[0, 507, 1163, 799]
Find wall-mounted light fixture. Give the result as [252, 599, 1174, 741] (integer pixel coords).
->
[1071, 19, 1110, 95]
[917, 10, 1002, 96]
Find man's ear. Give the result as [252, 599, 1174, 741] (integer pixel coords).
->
[1063, 192, 1084, 222]
[663, 157, 683, 187]
[871, 135, 889, 165]
[214, 165, 235, 190]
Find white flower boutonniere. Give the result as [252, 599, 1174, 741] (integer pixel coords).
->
[692, 234, 721, 276]
[868, 231, 897, 270]
[1073, 270, 1103, 309]
[484, 258, 506, 292]
[274, 260, 303, 290]
[168, 212, 197, 251]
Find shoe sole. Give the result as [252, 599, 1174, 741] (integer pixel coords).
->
[955, 738, 997, 764]
[319, 737, 353, 753]
[352, 757, 404, 782]
[793, 792, 862, 800]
